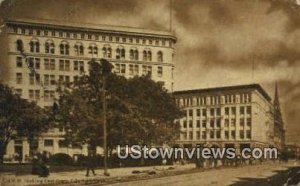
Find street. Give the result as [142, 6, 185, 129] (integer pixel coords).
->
[110, 162, 300, 186]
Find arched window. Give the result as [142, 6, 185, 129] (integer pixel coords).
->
[143, 50, 147, 61]
[147, 51, 152, 61]
[88, 44, 98, 56]
[60, 41, 69, 55]
[134, 50, 139, 60]
[157, 51, 163, 62]
[29, 39, 40, 53]
[74, 43, 84, 56]
[102, 45, 111, 58]
[143, 49, 151, 61]
[45, 40, 55, 54]
[116, 46, 125, 60]
[16, 39, 24, 52]
[130, 48, 139, 60]
[130, 49, 134, 60]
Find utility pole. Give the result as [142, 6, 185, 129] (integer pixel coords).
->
[102, 68, 109, 176]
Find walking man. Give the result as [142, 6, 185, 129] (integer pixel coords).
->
[86, 150, 96, 177]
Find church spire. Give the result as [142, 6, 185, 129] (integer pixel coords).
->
[274, 82, 283, 126]
[274, 81, 280, 109]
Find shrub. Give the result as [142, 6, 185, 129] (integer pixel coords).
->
[48, 153, 73, 166]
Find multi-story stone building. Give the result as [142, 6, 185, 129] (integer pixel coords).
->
[0, 18, 176, 162]
[173, 84, 285, 153]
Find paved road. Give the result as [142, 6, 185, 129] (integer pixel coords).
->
[110, 163, 300, 186]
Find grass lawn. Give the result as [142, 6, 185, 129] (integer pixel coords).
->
[0, 164, 88, 175]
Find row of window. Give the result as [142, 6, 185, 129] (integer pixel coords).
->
[182, 118, 251, 129]
[27, 89, 55, 102]
[177, 94, 252, 107]
[17, 57, 85, 72]
[16, 57, 165, 77]
[185, 106, 251, 118]
[16, 65, 164, 86]
[16, 39, 165, 62]
[182, 130, 251, 140]
[11, 26, 174, 47]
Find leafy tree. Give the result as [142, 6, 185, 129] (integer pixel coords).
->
[0, 84, 49, 163]
[56, 59, 183, 154]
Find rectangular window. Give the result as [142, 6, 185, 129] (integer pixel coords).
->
[120, 64, 126, 74]
[240, 118, 245, 126]
[50, 59, 55, 70]
[44, 58, 50, 70]
[157, 66, 163, 77]
[216, 108, 221, 116]
[44, 75, 50, 86]
[202, 109, 207, 117]
[246, 118, 251, 126]
[246, 130, 251, 139]
[225, 131, 229, 139]
[35, 90, 40, 100]
[29, 73, 40, 85]
[134, 65, 139, 75]
[246, 106, 251, 115]
[225, 107, 229, 115]
[202, 131, 206, 139]
[44, 139, 53, 147]
[231, 131, 236, 139]
[216, 130, 221, 139]
[210, 119, 214, 128]
[188, 109, 193, 117]
[59, 60, 70, 71]
[231, 118, 236, 127]
[231, 107, 236, 115]
[216, 118, 221, 128]
[196, 120, 200, 128]
[50, 75, 56, 85]
[189, 120, 193, 128]
[196, 131, 200, 140]
[29, 89, 34, 99]
[202, 120, 206, 128]
[240, 106, 245, 115]
[129, 64, 134, 75]
[210, 108, 214, 116]
[196, 109, 201, 117]
[224, 119, 229, 127]
[16, 73, 22, 84]
[16, 57, 22, 67]
[183, 120, 187, 128]
[210, 131, 214, 139]
[73, 61, 79, 71]
[240, 130, 244, 139]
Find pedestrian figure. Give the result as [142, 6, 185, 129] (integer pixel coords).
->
[38, 151, 49, 177]
[31, 153, 39, 175]
[86, 151, 96, 177]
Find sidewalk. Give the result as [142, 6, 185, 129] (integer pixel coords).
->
[0, 164, 195, 186]
[1, 161, 298, 186]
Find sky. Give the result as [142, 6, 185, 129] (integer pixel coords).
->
[0, 0, 299, 143]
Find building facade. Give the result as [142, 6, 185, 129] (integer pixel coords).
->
[0, 18, 176, 162]
[173, 84, 284, 153]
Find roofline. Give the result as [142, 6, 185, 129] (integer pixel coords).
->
[173, 84, 272, 102]
[4, 18, 177, 42]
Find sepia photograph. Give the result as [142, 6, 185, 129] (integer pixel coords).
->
[0, 0, 300, 185]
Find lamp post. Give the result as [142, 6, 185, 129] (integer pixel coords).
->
[98, 59, 112, 177]
[102, 74, 109, 176]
